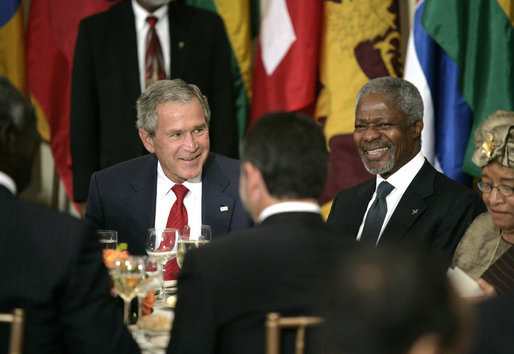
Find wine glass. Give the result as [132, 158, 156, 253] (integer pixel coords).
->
[145, 228, 179, 299]
[110, 255, 146, 325]
[135, 257, 162, 336]
[177, 225, 212, 268]
[96, 229, 118, 249]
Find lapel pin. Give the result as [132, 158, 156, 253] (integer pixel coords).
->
[178, 41, 185, 49]
[411, 209, 418, 215]
[220, 205, 229, 212]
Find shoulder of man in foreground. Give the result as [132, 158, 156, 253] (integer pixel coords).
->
[0, 197, 140, 354]
[169, 213, 355, 353]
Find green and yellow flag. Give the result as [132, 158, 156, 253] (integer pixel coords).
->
[186, 0, 258, 141]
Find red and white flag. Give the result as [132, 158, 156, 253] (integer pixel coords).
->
[249, 0, 322, 125]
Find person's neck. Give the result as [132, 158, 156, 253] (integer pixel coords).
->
[501, 229, 514, 244]
[136, 0, 166, 13]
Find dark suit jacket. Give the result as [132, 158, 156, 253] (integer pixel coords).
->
[86, 153, 252, 255]
[470, 291, 514, 354]
[168, 211, 356, 354]
[326, 160, 486, 265]
[0, 186, 139, 354]
[70, 0, 237, 202]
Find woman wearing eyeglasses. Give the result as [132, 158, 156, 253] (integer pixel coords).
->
[451, 110, 514, 297]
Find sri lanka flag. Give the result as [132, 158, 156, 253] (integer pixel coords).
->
[404, 0, 514, 184]
[0, 0, 26, 93]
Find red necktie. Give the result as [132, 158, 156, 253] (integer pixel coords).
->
[145, 16, 166, 88]
[164, 184, 189, 280]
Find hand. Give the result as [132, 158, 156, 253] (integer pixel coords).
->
[476, 278, 497, 298]
[463, 278, 497, 304]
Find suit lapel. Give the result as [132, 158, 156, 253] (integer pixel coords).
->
[347, 179, 376, 236]
[381, 160, 434, 246]
[201, 154, 236, 238]
[125, 155, 158, 242]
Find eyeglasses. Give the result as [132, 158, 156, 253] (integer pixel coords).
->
[477, 181, 514, 196]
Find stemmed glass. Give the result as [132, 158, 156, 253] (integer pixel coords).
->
[135, 256, 161, 338]
[177, 225, 212, 268]
[96, 230, 118, 249]
[109, 255, 146, 325]
[145, 228, 179, 299]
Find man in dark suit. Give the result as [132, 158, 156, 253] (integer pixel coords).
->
[86, 79, 251, 255]
[70, 0, 237, 206]
[326, 77, 485, 265]
[0, 77, 140, 353]
[168, 112, 356, 353]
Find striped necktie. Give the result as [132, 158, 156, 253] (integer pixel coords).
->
[145, 16, 166, 88]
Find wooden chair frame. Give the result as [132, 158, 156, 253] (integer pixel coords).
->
[265, 312, 323, 354]
[0, 308, 25, 354]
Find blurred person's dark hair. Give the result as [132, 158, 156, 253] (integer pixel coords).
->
[321, 246, 470, 354]
[0, 75, 41, 193]
[241, 111, 328, 200]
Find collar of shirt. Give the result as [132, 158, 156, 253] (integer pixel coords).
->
[258, 201, 321, 224]
[132, 0, 170, 90]
[357, 151, 425, 242]
[375, 151, 425, 193]
[155, 162, 202, 230]
[0, 170, 16, 195]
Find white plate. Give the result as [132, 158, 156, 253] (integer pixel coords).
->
[163, 280, 177, 288]
[150, 335, 170, 348]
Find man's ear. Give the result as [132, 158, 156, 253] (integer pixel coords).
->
[244, 162, 267, 195]
[139, 128, 155, 153]
[412, 120, 424, 140]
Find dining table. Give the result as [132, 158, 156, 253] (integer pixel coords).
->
[130, 296, 175, 353]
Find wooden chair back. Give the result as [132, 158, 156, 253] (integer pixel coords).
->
[265, 312, 323, 354]
[0, 308, 25, 354]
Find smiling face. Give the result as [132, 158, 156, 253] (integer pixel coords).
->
[481, 162, 514, 234]
[353, 92, 423, 179]
[139, 98, 210, 183]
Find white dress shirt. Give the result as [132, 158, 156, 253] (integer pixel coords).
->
[356, 152, 425, 243]
[132, 0, 171, 91]
[154, 162, 203, 239]
[0, 170, 16, 195]
[258, 201, 321, 224]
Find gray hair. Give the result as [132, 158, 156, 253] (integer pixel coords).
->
[136, 79, 211, 136]
[355, 77, 424, 126]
